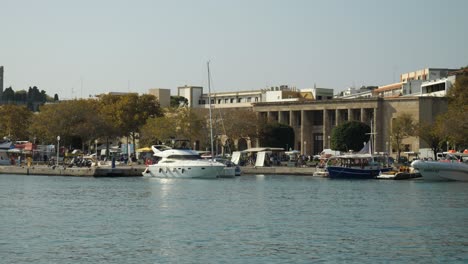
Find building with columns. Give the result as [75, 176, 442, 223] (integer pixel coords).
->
[253, 96, 447, 157]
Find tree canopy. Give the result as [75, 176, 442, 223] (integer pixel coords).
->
[439, 68, 468, 149]
[0, 105, 33, 141]
[391, 113, 417, 159]
[331, 121, 370, 152]
[258, 122, 294, 149]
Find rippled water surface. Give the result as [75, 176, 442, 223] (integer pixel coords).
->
[1, 174, 467, 263]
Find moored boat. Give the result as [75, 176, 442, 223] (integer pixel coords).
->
[411, 155, 468, 181]
[142, 145, 225, 179]
[327, 153, 393, 179]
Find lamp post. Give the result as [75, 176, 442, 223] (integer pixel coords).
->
[304, 141, 307, 156]
[95, 139, 98, 161]
[327, 135, 331, 148]
[386, 141, 389, 154]
[56, 136, 60, 166]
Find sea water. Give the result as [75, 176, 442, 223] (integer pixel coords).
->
[1, 174, 467, 263]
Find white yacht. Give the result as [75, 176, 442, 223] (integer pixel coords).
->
[411, 155, 468, 181]
[142, 145, 225, 179]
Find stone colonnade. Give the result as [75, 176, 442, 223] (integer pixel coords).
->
[255, 100, 382, 156]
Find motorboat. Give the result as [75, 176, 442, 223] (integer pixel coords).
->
[411, 153, 468, 181]
[142, 145, 225, 179]
[326, 153, 393, 179]
[326, 132, 393, 179]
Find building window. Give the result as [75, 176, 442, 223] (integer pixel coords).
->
[230, 98, 234, 103]
[247, 97, 251, 102]
[218, 99, 221, 104]
[237, 98, 242, 103]
[224, 98, 228, 103]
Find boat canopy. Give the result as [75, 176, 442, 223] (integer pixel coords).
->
[243, 147, 284, 153]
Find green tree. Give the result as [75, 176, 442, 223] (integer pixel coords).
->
[391, 113, 417, 160]
[3, 87, 15, 101]
[99, 94, 163, 155]
[418, 120, 445, 160]
[259, 122, 294, 149]
[331, 121, 370, 152]
[170, 96, 188, 108]
[0, 105, 33, 141]
[139, 107, 204, 147]
[29, 99, 107, 150]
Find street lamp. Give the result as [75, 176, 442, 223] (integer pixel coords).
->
[95, 139, 98, 161]
[386, 141, 389, 154]
[304, 141, 307, 156]
[56, 136, 60, 166]
[327, 135, 330, 148]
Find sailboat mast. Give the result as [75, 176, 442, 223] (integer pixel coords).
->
[207, 61, 214, 160]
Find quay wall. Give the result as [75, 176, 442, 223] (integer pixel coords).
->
[0, 165, 146, 177]
[241, 166, 317, 176]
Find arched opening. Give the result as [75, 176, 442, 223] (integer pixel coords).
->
[238, 138, 248, 151]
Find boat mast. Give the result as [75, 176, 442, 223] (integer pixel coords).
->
[207, 61, 215, 161]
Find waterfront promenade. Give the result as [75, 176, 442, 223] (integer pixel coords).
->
[0, 164, 319, 177]
[0, 164, 147, 177]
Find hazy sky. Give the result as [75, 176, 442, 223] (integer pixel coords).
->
[1, 0, 467, 99]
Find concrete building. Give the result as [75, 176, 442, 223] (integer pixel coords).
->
[148, 88, 170, 107]
[178, 85, 204, 108]
[178, 85, 332, 109]
[369, 68, 457, 98]
[419, 76, 456, 97]
[253, 96, 447, 156]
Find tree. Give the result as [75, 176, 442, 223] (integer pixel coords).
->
[99, 94, 163, 156]
[331, 121, 370, 152]
[215, 108, 259, 143]
[418, 120, 445, 160]
[439, 68, 468, 149]
[0, 105, 33, 141]
[29, 99, 107, 150]
[391, 113, 417, 160]
[170, 96, 188, 108]
[258, 122, 294, 149]
[139, 107, 205, 147]
[3, 87, 15, 101]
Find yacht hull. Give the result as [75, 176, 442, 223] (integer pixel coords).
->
[411, 160, 468, 181]
[327, 166, 392, 179]
[143, 161, 224, 179]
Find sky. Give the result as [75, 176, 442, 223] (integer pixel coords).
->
[1, 0, 467, 99]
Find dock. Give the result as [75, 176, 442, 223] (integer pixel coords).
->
[0, 165, 146, 177]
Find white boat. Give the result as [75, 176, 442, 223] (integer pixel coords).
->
[142, 62, 226, 179]
[142, 145, 225, 179]
[411, 156, 468, 181]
